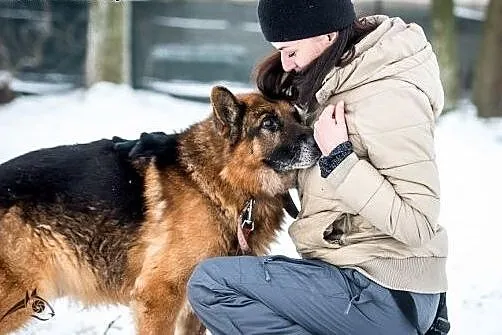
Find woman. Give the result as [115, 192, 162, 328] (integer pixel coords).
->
[186, 0, 448, 334]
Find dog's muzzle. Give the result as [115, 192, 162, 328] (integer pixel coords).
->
[265, 135, 321, 173]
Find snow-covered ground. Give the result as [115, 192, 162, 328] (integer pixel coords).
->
[1, 83, 501, 334]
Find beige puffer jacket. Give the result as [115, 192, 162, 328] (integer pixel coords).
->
[290, 16, 447, 293]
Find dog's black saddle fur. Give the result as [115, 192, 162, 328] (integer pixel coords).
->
[0, 135, 175, 224]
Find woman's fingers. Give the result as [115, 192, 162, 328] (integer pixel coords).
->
[319, 101, 345, 123]
[321, 104, 336, 121]
[334, 101, 345, 125]
[313, 101, 349, 156]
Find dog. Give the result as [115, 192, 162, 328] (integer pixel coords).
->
[0, 86, 321, 334]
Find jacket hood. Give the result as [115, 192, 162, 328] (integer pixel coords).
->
[316, 15, 444, 118]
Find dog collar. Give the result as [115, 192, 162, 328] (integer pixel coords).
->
[237, 198, 255, 255]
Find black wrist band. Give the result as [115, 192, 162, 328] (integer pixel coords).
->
[318, 141, 353, 178]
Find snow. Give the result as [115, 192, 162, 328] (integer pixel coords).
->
[144, 79, 253, 101]
[1, 83, 501, 334]
[10, 78, 74, 96]
[0, 83, 208, 164]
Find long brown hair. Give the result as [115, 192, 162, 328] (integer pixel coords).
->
[253, 18, 378, 113]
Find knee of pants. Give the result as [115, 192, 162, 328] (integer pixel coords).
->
[187, 258, 221, 307]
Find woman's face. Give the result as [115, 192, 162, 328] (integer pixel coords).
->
[272, 33, 337, 73]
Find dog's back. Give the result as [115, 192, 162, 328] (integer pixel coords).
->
[0, 139, 145, 220]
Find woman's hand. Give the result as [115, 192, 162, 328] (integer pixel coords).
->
[313, 101, 349, 156]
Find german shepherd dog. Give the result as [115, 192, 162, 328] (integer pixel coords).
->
[0, 86, 320, 334]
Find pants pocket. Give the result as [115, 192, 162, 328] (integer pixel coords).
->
[264, 255, 332, 268]
[250, 256, 345, 297]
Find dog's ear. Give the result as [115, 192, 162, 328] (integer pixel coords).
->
[211, 86, 242, 144]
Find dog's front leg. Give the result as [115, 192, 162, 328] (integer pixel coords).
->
[131, 273, 187, 335]
[174, 299, 205, 335]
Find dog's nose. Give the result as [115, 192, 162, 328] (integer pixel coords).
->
[298, 133, 319, 150]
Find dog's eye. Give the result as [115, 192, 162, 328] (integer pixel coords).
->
[261, 117, 279, 132]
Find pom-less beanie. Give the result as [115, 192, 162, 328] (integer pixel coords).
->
[257, 0, 356, 42]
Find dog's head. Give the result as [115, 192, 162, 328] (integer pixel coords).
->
[211, 86, 321, 196]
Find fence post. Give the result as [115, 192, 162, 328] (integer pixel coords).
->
[86, 0, 131, 87]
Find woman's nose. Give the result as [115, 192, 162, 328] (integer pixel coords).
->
[280, 52, 296, 72]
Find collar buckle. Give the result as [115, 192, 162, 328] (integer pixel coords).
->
[237, 198, 256, 255]
[241, 219, 255, 232]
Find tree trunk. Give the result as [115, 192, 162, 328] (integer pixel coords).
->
[431, 0, 459, 111]
[86, 0, 130, 87]
[473, 0, 502, 118]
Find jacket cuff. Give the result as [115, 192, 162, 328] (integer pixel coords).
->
[318, 141, 353, 178]
[324, 152, 359, 190]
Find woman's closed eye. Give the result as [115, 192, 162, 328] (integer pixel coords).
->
[288, 51, 296, 58]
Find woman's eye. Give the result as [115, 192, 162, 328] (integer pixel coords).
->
[288, 51, 296, 58]
[261, 117, 279, 132]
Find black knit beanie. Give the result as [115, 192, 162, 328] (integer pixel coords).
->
[257, 0, 356, 42]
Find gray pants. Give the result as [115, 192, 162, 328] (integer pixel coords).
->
[187, 256, 439, 335]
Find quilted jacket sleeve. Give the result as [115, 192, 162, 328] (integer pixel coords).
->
[325, 85, 441, 248]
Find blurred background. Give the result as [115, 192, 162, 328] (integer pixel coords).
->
[1, 1, 501, 335]
[0, 0, 499, 116]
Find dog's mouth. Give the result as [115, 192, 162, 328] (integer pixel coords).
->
[264, 142, 321, 173]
